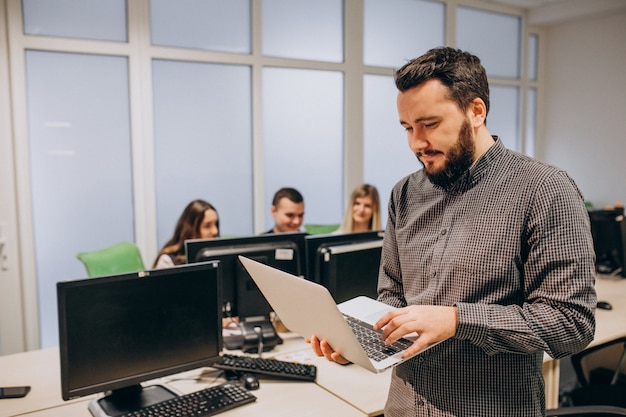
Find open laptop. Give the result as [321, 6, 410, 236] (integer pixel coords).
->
[239, 255, 437, 373]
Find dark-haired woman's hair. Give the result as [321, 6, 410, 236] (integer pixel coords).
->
[152, 199, 219, 267]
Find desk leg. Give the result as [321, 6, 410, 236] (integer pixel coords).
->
[542, 359, 560, 409]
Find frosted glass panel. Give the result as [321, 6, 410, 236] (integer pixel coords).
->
[364, 0, 445, 67]
[25, 51, 133, 348]
[150, 0, 250, 53]
[22, 0, 127, 41]
[262, 68, 343, 229]
[457, 6, 520, 78]
[262, 0, 343, 62]
[528, 34, 539, 81]
[363, 74, 418, 228]
[152, 60, 253, 245]
[526, 88, 537, 157]
[488, 85, 520, 151]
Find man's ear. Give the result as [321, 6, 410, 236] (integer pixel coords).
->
[270, 205, 277, 215]
[468, 97, 487, 127]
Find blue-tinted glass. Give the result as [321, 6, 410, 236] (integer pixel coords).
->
[152, 60, 253, 243]
[488, 85, 520, 151]
[526, 88, 537, 157]
[364, 0, 445, 67]
[25, 51, 133, 347]
[150, 0, 251, 53]
[262, 0, 343, 62]
[528, 34, 539, 81]
[22, 0, 127, 41]
[457, 6, 521, 78]
[263, 68, 343, 229]
[363, 74, 418, 228]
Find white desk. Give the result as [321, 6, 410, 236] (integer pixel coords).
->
[0, 347, 96, 417]
[0, 337, 365, 417]
[269, 335, 390, 416]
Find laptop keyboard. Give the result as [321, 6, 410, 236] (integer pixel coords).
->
[343, 314, 414, 362]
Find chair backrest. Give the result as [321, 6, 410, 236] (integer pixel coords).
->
[568, 336, 626, 408]
[77, 242, 146, 277]
[304, 224, 340, 235]
[572, 336, 626, 387]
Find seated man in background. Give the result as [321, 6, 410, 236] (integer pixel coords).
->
[264, 187, 305, 234]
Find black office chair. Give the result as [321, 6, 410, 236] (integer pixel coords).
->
[567, 336, 626, 408]
[547, 405, 626, 416]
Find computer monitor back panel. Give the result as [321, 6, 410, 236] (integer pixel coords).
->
[304, 231, 384, 283]
[323, 241, 383, 304]
[57, 261, 222, 402]
[185, 233, 306, 318]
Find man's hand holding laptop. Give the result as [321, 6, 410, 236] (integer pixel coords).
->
[309, 304, 458, 363]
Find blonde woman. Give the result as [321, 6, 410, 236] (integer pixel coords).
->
[336, 184, 381, 233]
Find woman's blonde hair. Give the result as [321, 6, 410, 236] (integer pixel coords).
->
[338, 184, 381, 233]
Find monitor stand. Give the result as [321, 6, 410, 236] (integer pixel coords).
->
[89, 384, 178, 417]
[240, 317, 281, 353]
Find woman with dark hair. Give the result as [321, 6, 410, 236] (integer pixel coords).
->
[153, 199, 219, 268]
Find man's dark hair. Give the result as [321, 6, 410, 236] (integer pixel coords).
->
[394, 47, 490, 116]
[272, 187, 304, 206]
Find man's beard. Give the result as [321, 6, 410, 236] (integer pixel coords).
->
[419, 119, 475, 190]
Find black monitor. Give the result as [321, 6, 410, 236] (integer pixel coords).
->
[57, 261, 222, 416]
[305, 231, 384, 303]
[185, 233, 306, 352]
[588, 207, 626, 277]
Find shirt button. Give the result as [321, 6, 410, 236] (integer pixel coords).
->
[417, 400, 424, 406]
[419, 357, 424, 363]
[440, 229, 447, 236]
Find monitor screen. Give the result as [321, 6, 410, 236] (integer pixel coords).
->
[588, 207, 626, 276]
[57, 261, 222, 413]
[185, 233, 306, 319]
[304, 231, 384, 283]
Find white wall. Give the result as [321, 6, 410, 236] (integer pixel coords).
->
[540, 11, 626, 209]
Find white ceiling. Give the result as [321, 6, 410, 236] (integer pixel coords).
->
[481, 0, 626, 25]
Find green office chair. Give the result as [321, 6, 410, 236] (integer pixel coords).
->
[304, 224, 340, 235]
[77, 241, 146, 277]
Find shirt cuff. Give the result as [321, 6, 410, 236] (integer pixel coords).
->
[454, 302, 490, 345]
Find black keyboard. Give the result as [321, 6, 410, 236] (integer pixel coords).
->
[120, 382, 256, 417]
[343, 314, 414, 362]
[213, 354, 317, 382]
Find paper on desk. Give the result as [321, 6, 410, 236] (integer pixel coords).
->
[273, 349, 316, 364]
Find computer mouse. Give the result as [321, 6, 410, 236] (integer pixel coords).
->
[240, 373, 260, 390]
[597, 300, 613, 310]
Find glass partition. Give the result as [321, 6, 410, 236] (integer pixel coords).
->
[25, 51, 134, 347]
[262, 0, 343, 62]
[22, 0, 127, 41]
[456, 6, 521, 79]
[150, 0, 250, 53]
[364, 0, 445, 67]
[152, 60, 253, 244]
[262, 67, 344, 229]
